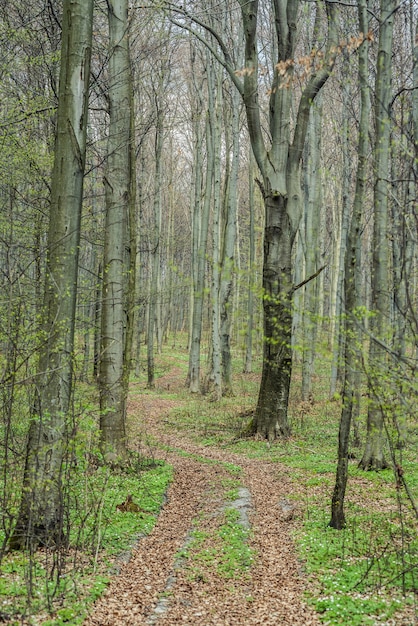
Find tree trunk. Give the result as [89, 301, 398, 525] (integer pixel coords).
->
[244, 149, 256, 374]
[254, 193, 293, 439]
[135, 150, 147, 378]
[206, 57, 222, 400]
[359, 0, 395, 471]
[169, 0, 337, 433]
[187, 44, 204, 353]
[147, 105, 164, 388]
[99, 0, 133, 461]
[330, 69, 351, 398]
[10, 0, 93, 549]
[330, 0, 371, 529]
[123, 80, 137, 391]
[188, 107, 213, 393]
[301, 95, 323, 401]
[93, 263, 102, 381]
[237, 0, 338, 438]
[219, 35, 241, 394]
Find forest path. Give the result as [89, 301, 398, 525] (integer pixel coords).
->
[84, 376, 320, 626]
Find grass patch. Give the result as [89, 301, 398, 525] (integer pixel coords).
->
[296, 507, 417, 624]
[216, 507, 254, 578]
[146, 345, 417, 624]
[0, 458, 172, 625]
[176, 468, 253, 584]
[180, 507, 254, 582]
[4, 341, 415, 624]
[221, 477, 241, 501]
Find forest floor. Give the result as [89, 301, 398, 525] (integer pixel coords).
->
[83, 366, 417, 626]
[84, 367, 320, 626]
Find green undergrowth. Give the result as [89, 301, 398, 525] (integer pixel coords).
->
[177, 481, 254, 583]
[0, 458, 172, 626]
[3, 342, 414, 624]
[173, 463, 253, 583]
[296, 507, 417, 624]
[142, 348, 417, 625]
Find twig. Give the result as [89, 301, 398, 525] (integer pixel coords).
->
[292, 265, 326, 293]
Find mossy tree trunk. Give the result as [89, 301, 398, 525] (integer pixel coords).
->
[220, 79, 240, 396]
[254, 193, 294, 438]
[10, 0, 93, 549]
[99, 0, 134, 461]
[359, 0, 396, 472]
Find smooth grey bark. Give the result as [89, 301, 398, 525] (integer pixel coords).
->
[147, 104, 164, 388]
[93, 263, 102, 381]
[330, 0, 371, 529]
[206, 57, 223, 400]
[409, 20, 418, 352]
[391, 168, 411, 357]
[154, 121, 164, 357]
[413, 20, 418, 157]
[219, 23, 242, 394]
[238, 0, 338, 438]
[99, 0, 133, 461]
[292, 225, 304, 364]
[10, 0, 93, 549]
[220, 87, 240, 394]
[142, 43, 187, 355]
[391, 16, 417, 357]
[162, 152, 175, 343]
[82, 293, 93, 383]
[244, 149, 256, 374]
[124, 78, 137, 387]
[300, 6, 323, 401]
[301, 95, 323, 401]
[169, 0, 338, 436]
[359, 0, 396, 471]
[187, 42, 204, 353]
[329, 68, 351, 398]
[135, 150, 147, 378]
[188, 78, 213, 393]
[82, 184, 101, 383]
[186, 44, 206, 391]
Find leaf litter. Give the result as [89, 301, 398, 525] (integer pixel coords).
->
[84, 377, 321, 626]
[83, 369, 416, 625]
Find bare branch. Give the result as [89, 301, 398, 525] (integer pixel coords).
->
[290, 0, 339, 166]
[292, 264, 326, 293]
[158, 2, 244, 95]
[0, 106, 57, 128]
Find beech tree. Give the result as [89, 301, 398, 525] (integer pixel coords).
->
[301, 93, 323, 402]
[169, 0, 339, 437]
[219, 81, 241, 395]
[330, 0, 371, 529]
[243, 150, 257, 374]
[146, 30, 172, 387]
[187, 46, 213, 393]
[10, 0, 93, 549]
[359, 0, 396, 471]
[99, 0, 135, 461]
[206, 53, 223, 400]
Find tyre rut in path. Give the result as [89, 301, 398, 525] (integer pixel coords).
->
[84, 398, 320, 626]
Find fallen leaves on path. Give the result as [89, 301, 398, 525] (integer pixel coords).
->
[84, 390, 320, 626]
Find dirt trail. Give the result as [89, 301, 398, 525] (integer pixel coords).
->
[84, 389, 320, 625]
